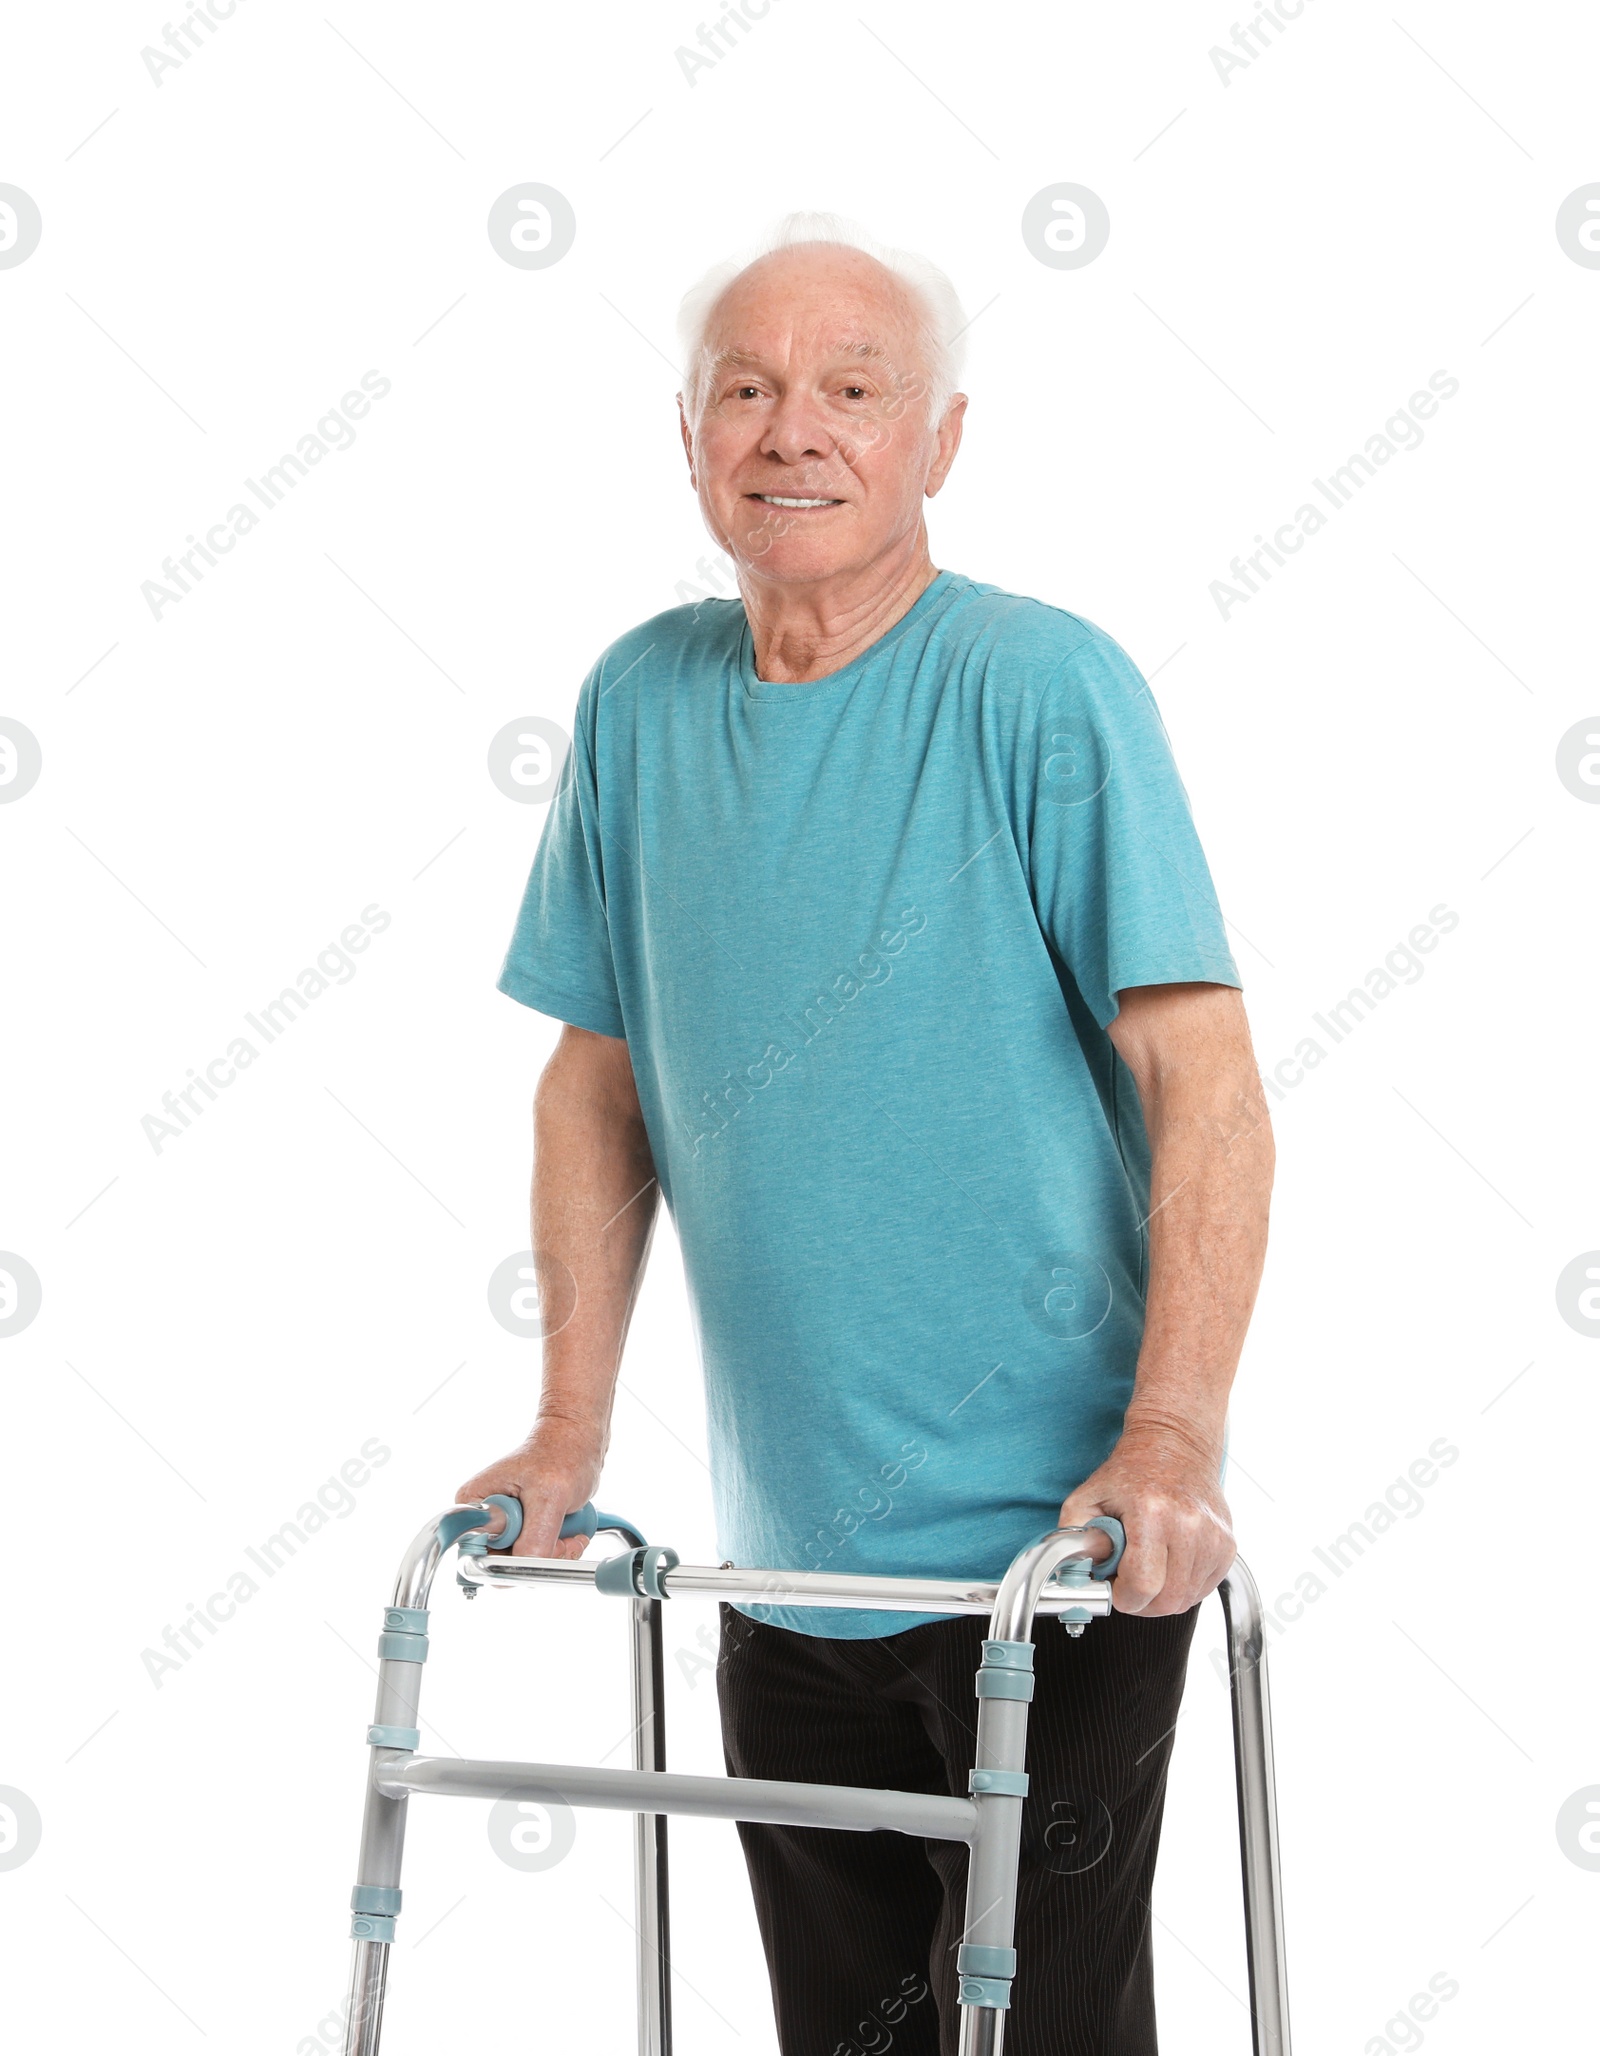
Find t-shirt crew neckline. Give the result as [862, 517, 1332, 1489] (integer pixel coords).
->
[737, 568, 962, 702]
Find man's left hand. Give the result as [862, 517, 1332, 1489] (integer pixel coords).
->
[1058, 1420, 1235, 1616]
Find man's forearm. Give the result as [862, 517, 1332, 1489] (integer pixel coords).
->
[456, 1027, 659, 1559]
[529, 1029, 660, 1456]
[1065, 983, 1274, 1612]
[1121, 1045, 1274, 1464]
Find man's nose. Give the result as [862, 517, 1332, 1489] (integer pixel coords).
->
[759, 389, 836, 465]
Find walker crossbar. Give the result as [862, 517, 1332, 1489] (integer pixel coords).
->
[339, 1499, 1293, 2056]
[379, 1752, 979, 1840]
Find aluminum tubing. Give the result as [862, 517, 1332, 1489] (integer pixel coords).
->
[963, 1695, 1029, 1950]
[354, 1659, 422, 1891]
[340, 1656, 425, 2056]
[341, 1938, 389, 2056]
[960, 2009, 1004, 2056]
[955, 1694, 1029, 2056]
[379, 1754, 979, 1843]
[1220, 1563, 1293, 2056]
[458, 1555, 1114, 1619]
[630, 1595, 671, 2056]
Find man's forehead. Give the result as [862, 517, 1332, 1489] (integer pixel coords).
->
[703, 336, 905, 372]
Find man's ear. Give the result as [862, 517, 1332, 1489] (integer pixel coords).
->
[925, 392, 968, 499]
[677, 394, 697, 487]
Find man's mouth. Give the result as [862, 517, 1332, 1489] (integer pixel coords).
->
[745, 493, 844, 510]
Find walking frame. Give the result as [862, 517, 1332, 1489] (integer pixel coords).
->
[340, 1496, 1292, 2056]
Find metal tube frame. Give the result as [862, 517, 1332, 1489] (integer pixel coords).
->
[341, 1507, 1291, 2056]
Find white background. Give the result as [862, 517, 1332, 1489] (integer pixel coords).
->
[2, 1, 1596, 2050]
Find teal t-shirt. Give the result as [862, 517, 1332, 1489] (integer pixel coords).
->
[497, 570, 1240, 1635]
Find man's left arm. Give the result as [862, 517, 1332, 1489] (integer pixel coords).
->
[1059, 981, 1275, 1615]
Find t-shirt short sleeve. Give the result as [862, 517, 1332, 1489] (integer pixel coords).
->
[495, 685, 627, 1039]
[1020, 626, 1241, 1029]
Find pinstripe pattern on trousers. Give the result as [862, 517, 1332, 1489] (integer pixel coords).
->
[716, 1599, 1199, 2055]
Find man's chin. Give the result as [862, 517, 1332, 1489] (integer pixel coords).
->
[727, 530, 864, 582]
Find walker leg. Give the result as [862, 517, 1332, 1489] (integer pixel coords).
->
[955, 1648, 1036, 2056]
[630, 1593, 672, 2056]
[340, 1512, 458, 2056]
[959, 2002, 1006, 2056]
[955, 1535, 1115, 2056]
[339, 1643, 423, 2056]
[954, 1538, 1293, 2055]
[954, 1692, 1024, 2056]
[343, 1936, 390, 2056]
[1219, 1563, 1293, 2056]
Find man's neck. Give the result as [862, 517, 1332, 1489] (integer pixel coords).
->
[739, 542, 940, 684]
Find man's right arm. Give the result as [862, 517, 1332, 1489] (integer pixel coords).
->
[456, 1023, 659, 1558]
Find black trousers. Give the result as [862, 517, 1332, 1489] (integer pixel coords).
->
[716, 1599, 1198, 2056]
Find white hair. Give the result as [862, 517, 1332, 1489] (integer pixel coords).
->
[675, 210, 968, 431]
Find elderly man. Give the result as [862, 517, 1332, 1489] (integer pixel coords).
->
[460, 213, 1274, 2055]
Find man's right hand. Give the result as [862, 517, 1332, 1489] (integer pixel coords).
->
[455, 1427, 604, 1560]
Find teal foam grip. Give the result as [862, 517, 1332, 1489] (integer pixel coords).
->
[957, 1944, 1017, 1979]
[561, 1503, 648, 1548]
[1088, 1514, 1126, 1581]
[483, 1493, 523, 1548]
[437, 1505, 495, 1553]
[958, 1976, 1012, 2009]
[459, 1493, 525, 1557]
[351, 1885, 402, 1916]
[351, 1913, 396, 1943]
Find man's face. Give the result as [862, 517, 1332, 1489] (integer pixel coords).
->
[679, 245, 964, 585]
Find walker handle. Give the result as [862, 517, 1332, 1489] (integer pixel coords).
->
[480, 1493, 523, 1550]
[560, 1501, 648, 1548]
[439, 1493, 525, 1557]
[556, 1504, 1124, 1575]
[1086, 1515, 1126, 1580]
[453, 1496, 624, 1561]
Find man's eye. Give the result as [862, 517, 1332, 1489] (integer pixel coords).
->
[735, 385, 762, 399]
[841, 386, 867, 400]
